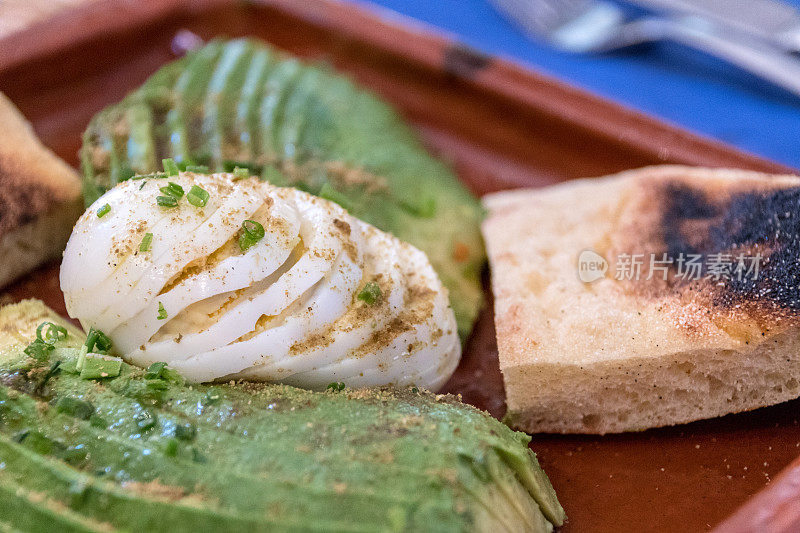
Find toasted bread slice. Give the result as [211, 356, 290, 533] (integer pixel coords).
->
[483, 165, 800, 434]
[0, 92, 81, 287]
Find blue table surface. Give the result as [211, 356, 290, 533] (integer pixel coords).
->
[352, 0, 800, 169]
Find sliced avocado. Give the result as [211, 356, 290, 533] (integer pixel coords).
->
[0, 300, 564, 532]
[231, 48, 276, 163]
[80, 38, 485, 339]
[200, 39, 256, 167]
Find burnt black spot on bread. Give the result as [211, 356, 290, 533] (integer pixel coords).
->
[658, 180, 800, 313]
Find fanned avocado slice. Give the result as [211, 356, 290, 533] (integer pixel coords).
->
[0, 300, 564, 532]
[80, 38, 485, 339]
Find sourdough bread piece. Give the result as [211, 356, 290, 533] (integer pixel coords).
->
[0, 92, 81, 286]
[483, 165, 800, 434]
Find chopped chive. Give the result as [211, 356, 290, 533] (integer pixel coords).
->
[139, 232, 153, 252]
[144, 361, 167, 379]
[134, 172, 167, 180]
[157, 195, 178, 208]
[326, 382, 346, 391]
[157, 302, 167, 320]
[76, 345, 88, 371]
[79, 354, 122, 379]
[185, 165, 210, 173]
[162, 158, 179, 176]
[96, 204, 111, 218]
[186, 185, 210, 207]
[36, 322, 68, 344]
[139, 180, 147, 190]
[238, 219, 265, 251]
[23, 339, 53, 361]
[159, 181, 184, 199]
[232, 167, 250, 181]
[84, 327, 112, 355]
[357, 281, 382, 305]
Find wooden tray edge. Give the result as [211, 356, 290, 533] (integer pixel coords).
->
[2, 0, 799, 528]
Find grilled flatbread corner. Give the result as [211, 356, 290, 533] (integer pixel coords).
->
[484, 165, 800, 434]
[0, 92, 81, 287]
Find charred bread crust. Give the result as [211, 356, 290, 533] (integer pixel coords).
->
[483, 166, 800, 434]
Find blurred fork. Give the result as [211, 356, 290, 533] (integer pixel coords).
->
[490, 0, 800, 97]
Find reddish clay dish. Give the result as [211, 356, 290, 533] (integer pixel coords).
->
[0, 0, 797, 531]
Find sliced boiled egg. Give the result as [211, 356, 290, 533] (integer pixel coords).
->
[60, 171, 461, 391]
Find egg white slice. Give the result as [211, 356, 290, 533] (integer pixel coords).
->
[86, 177, 265, 333]
[127, 195, 357, 362]
[108, 200, 301, 353]
[61, 179, 179, 319]
[152, 250, 362, 380]
[235, 223, 405, 378]
[65, 175, 258, 329]
[303, 288, 460, 390]
[282, 241, 460, 389]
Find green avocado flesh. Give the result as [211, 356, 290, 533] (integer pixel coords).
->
[80, 38, 485, 339]
[0, 300, 564, 532]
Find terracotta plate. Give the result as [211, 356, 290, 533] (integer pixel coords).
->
[0, 1, 796, 531]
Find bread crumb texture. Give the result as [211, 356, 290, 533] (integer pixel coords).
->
[483, 165, 800, 434]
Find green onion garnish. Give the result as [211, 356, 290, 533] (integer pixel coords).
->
[96, 204, 111, 218]
[23, 339, 53, 361]
[238, 219, 265, 251]
[84, 327, 112, 355]
[36, 322, 68, 344]
[185, 165, 210, 173]
[357, 281, 382, 305]
[232, 167, 250, 180]
[79, 354, 122, 379]
[139, 232, 153, 252]
[157, 302, 167, 320]
[186, 185, 210, 208]
[326, 382, 346, 391]
[144, 361, 167, 379]
[162, 158, 180, 176]
[159, 181, 184, 199]
[135, 172, 167, 180]
[157, 195, 178, 208]
[25, 322, 68, 362]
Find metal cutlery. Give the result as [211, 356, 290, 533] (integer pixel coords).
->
[490, 0, 800, 96]
[626, 0, 800, 53]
